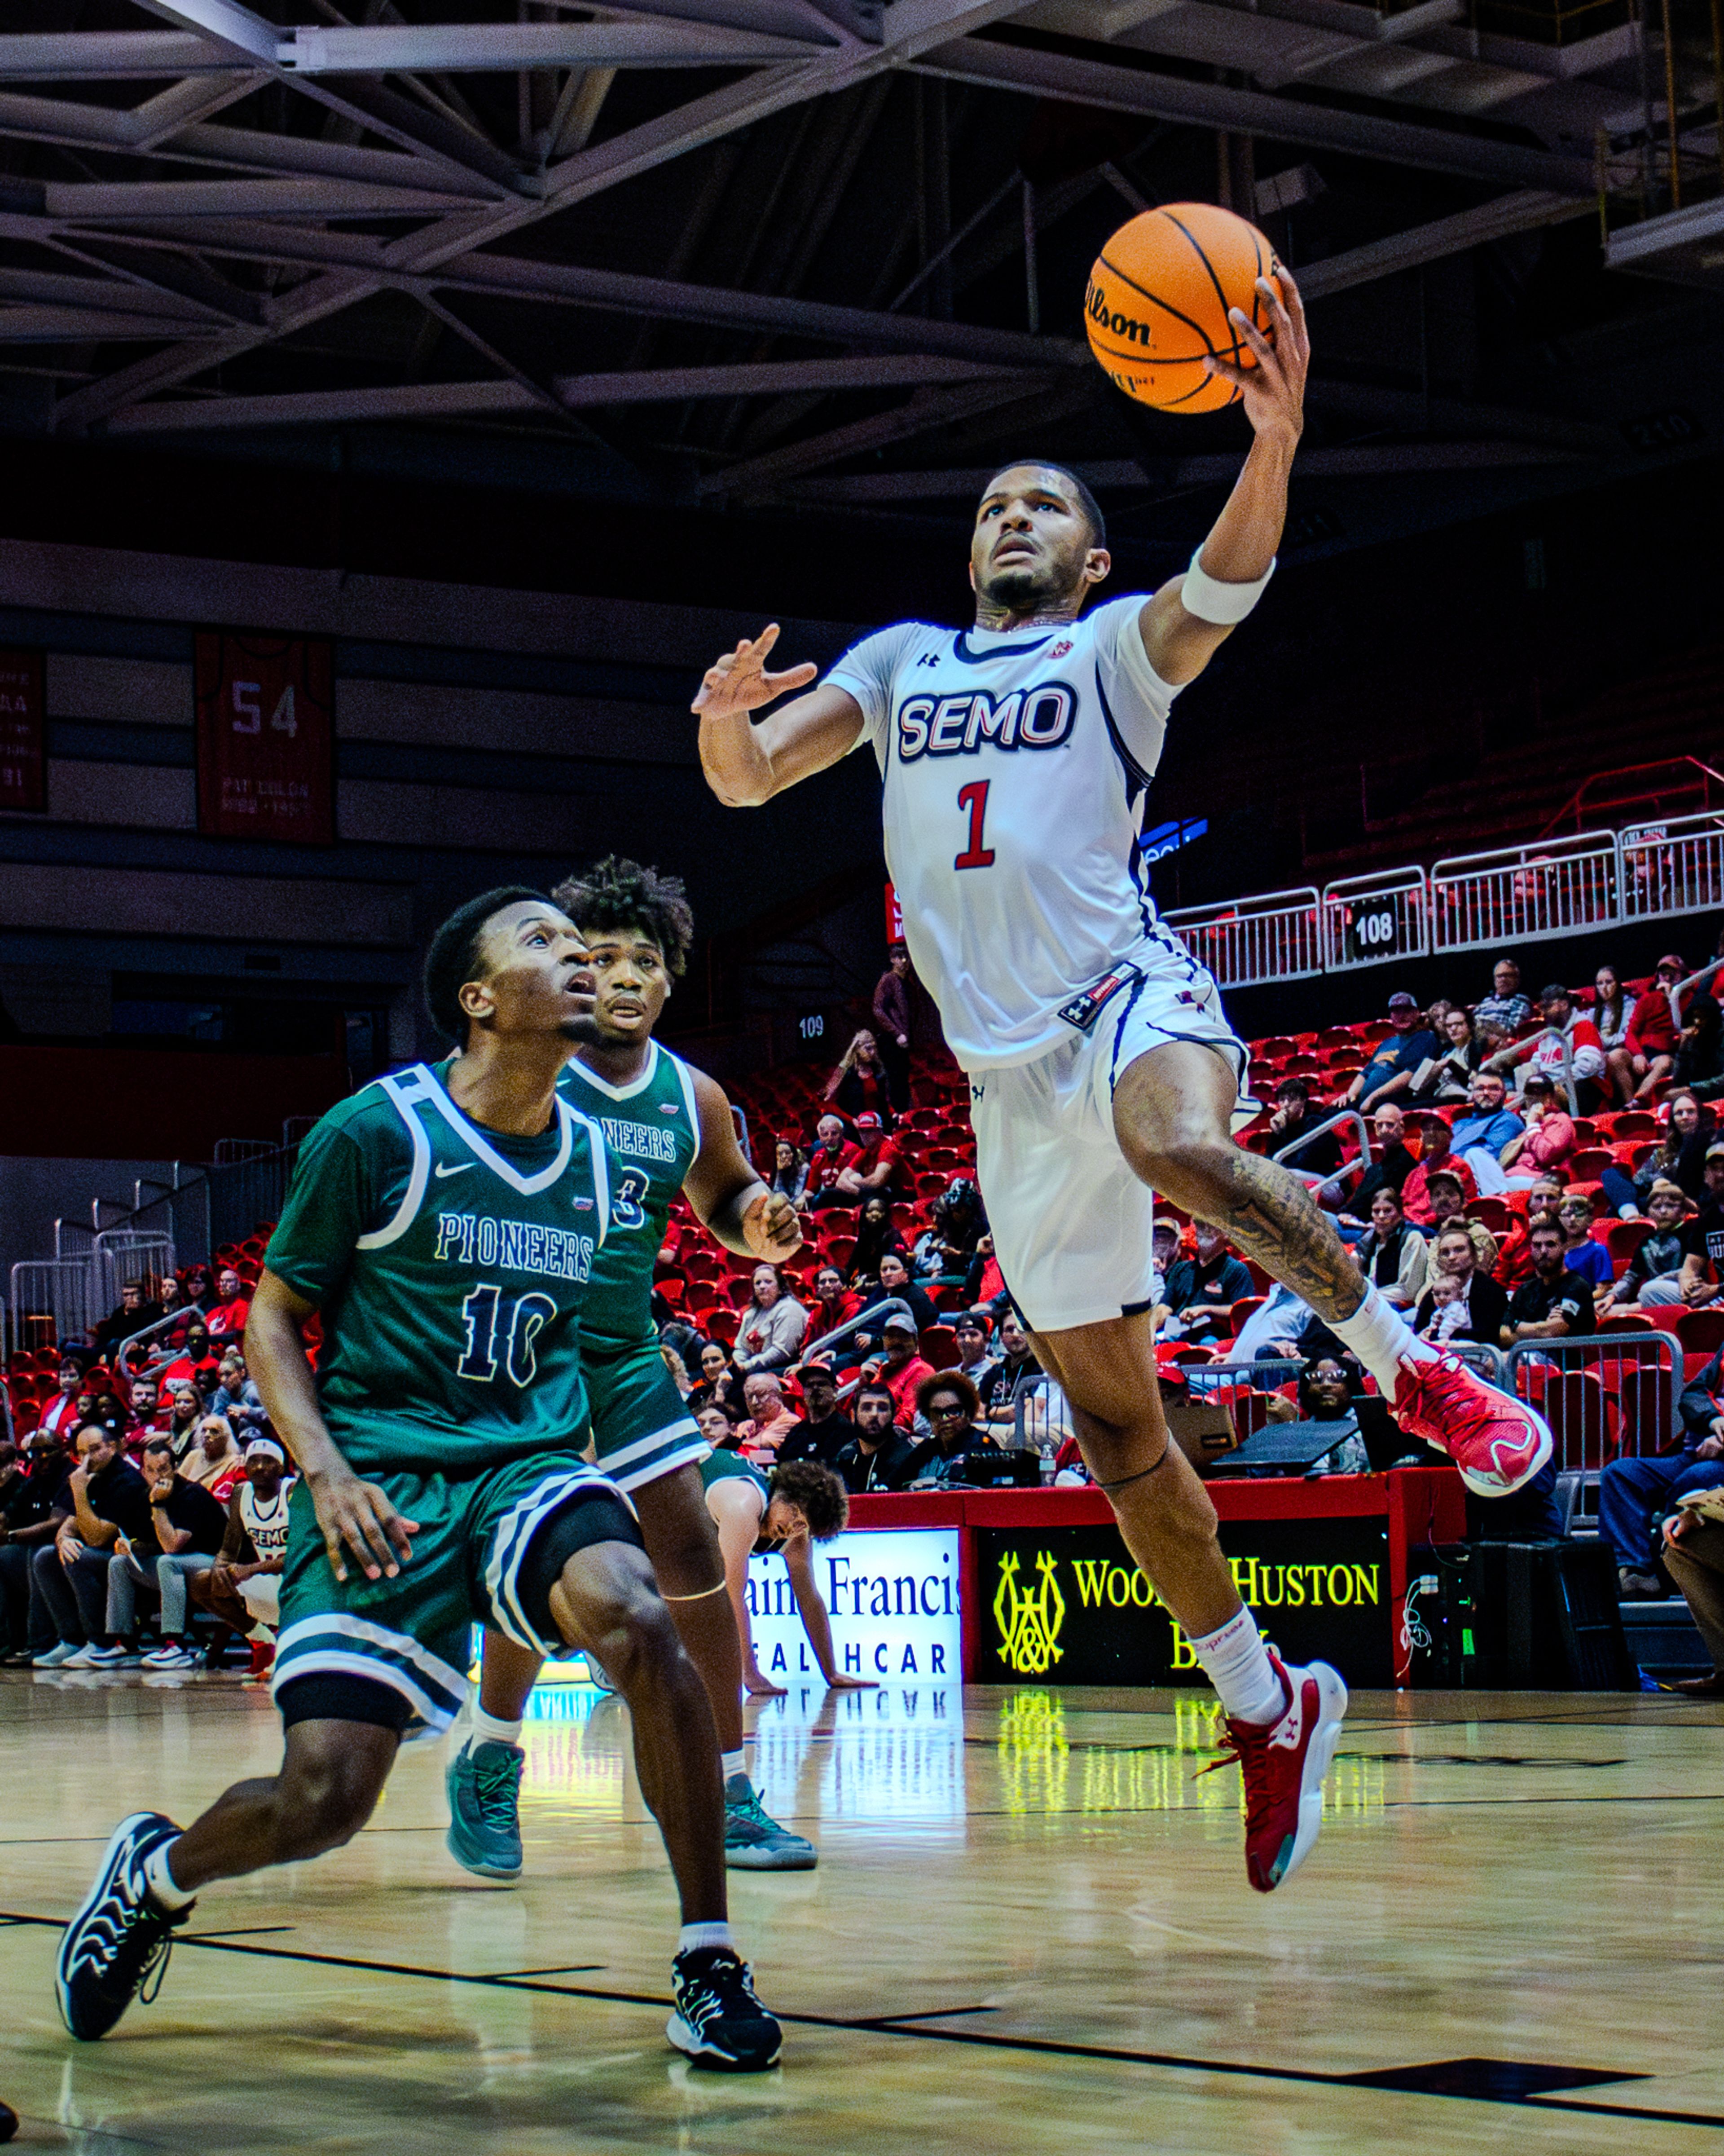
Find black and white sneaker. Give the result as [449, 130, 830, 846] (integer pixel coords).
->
[57, 1812, 192, 2040]
[667, 1947, 781, 2072]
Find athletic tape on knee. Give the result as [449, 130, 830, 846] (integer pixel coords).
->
[1180, 549, 1274, 625]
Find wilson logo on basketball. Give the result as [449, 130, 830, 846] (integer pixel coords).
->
[1085, 277, 1153, 350]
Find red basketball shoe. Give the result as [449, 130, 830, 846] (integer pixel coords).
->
[1391, 1349, 1552, 1496]
[1209, 1651, 1348, 1893]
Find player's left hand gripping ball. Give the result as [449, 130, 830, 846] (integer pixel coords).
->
[1207, 267, 1310, 445]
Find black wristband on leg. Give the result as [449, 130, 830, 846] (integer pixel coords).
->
[515, 1490, 644, 1644]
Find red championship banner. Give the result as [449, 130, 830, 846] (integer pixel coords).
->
[195, 632, 334, 844]
[0, 648, 46, 813]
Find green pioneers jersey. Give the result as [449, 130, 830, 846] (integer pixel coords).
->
[559, 1039, 701, 1348]
[266, 1061, 611, 1475]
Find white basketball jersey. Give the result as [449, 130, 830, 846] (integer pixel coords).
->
[826, 594, 1183, 1071]
[239, 1479, 293, 1564]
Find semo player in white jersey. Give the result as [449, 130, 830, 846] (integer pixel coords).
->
[693, 264, 1551, 1896]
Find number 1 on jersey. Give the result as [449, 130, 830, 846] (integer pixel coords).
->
[954, 779, 995, 870]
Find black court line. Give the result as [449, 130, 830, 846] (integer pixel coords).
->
[185, 1926, 297, 1940]
[4, 1909, 1719, 2129]
[490, 1964, 606, 1979]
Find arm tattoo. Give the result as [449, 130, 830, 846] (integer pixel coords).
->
[1194, 1149, 1368, 1323]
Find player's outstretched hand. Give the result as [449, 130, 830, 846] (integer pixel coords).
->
[308, 1464, 420, 1583]
[742, 1188, 803, 1263]
[1205, 265, 1308, 444]
[690, 624, 817, 723]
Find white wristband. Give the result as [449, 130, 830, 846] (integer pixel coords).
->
[1180, 549, 1275, 625]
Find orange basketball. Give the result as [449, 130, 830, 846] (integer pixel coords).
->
[1084, 202, 1281, 413]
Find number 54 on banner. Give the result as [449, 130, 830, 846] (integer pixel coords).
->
[195, 631, 334, 844]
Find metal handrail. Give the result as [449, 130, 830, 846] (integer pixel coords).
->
[1268, 1107, 1371, 1191]
[112, 1302, 210, 1384]
[796, 1296, 917, 1367]
[1667, 954, 1724, 1034]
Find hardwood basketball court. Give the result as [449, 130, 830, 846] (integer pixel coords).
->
[3, 1671, 1721, 2152]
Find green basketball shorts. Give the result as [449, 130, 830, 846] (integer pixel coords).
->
[585, 1332, 707, 1492]
[272, 1453, 628, 1739]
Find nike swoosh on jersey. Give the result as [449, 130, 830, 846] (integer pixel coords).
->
[434, 1161, 475, 1178]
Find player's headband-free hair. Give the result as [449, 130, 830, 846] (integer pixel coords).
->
[979, 463, 1107, 549]
[1181, 549, 1275, 625]
[422, 885, 557, 1042]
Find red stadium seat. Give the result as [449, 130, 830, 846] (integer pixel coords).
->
[920, 1326, 959, 1370]
[1676, 1309, 1724, 1355]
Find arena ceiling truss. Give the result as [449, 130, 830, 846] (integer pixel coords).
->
[0, 0, 1707, 514]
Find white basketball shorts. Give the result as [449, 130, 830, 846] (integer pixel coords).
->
[967, 936, 1247, 1335]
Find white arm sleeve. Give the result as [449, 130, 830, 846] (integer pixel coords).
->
[1089, 594, 1181, 783]
[822, 622, 930, 759]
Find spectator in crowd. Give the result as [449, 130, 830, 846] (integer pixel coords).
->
[776, 1361, 855, 1467]
[952, 1314, 996, 1388]
[737, 1371, 800, 1461]
[1401, 1116, 1476, 1227]
[1148, 1218, 1182, 1309]
[176, 1411, 247, 1499]
[695, 1399, 744, 1456]
[688, 1340, 736, 1414]
[1421, 1169, 1499, 1273]
[1676, 987, 1724, 1090]
[1591, 966, 1631, 1058]
[848, 1192, 906, 1288]
[1475, 957, 1532, 1035]
[807, 1264, 861, 1344]
[872, 941, 914, 1108]
[1658, 1479, 1724, 1691]
[105, 1436, 228, 1666]
[39, 1361, 88, 1441]
[156, 1319, 218, 1395]
[1640, 1142, 1724, 1309]
[824, 1028, 896, 1126]
[914, 1179, 987, 1284]
[164, 1380, 202, 1455]
[211, 1349, 267, 1431]
[825, 1112, 902, 1207]
[1613, 953, 1693, 1102]
[1601, 1342, 1724, 1597]
[1502, 1219, 1596, 1347]
[125, 1373, 167, 1437]
[978, 1313, 1041, 1427]
[1338, 1102, 1418, 1227]
[1600, 1181, 1694, 1317]
[733, 1263, 809, 1374]
[1292, 1358, 1372, 1474]
[1556, 1191, 1613, 1291]
[1410, 1006, 1489, 1106]
[1233, 1280, 1321, 1362]
[906, 1372, 1001, 1488]
[205, 1268, 251, 1340]
[1490, 983, 1607, 1109]
[801, 1114, 854, 1210]
[1450, 1070, 1526, 1192]
[187, 1440, 292, 1671]
[866, 1311, 935, 1429]
[1493, 1177, 1566, 1290]
[1496, 1072, 1576, 1185]
[877, 1250, 938, 1332]
[1267, 1078, 1343, 1180]
[769, 1139, 808, 1208]
[834, 1381, 919, 1492]
[1413, 1226, 1509, 1346]
[1342, 993, 1439, 1112]
[30, 1424, 151, 1668]
[1157, 1220, 1255, 1337]
[1352, 1186, 1429, 1311]
[92, 1280, 159, 1363]
[0, 1425, 74, 1665]
[1600, 1090, 1714, 1217]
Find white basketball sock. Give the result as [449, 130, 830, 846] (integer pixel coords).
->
[677, 1921, 735, 1956]
[1187, 1606, 1286, 1727]
[1328, 1282, 1435, 1394]
[721, 1749, 747, 1786]
[471, 1706, 523, 1749]
[143, 1838, 195, 1913]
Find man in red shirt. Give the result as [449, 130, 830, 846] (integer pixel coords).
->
[1401, 1118, 1476, 1227]
[801, 1114, 853, 1211]
[1493, 1177, 1565, 1290]
[867, 1312, 934, 1429]
[39, 1363, 90, 1440]
[1492, 983, 1606, 1110]
[829, 1112, 902, 1204]
[1615, 953, 1692, 1103]
[205, 1269, 251, 1340]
